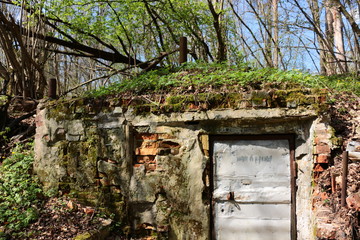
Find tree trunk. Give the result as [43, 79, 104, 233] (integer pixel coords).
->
[329, 0, 348, 73]
[207, 0, 227, 62]
[272, 0, 279, 68]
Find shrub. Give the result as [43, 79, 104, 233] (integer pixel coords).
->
[0, 142, 43, 238]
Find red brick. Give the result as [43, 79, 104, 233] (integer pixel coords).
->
[314, 164, 325, 172]
[188, 103, 199, 110]
[139, 141, 158, 149]
[159, 141, 180, 148]
[319, 192, 329, 201]
[316, 144, 331, 154]
[316, 154, 329, 163]
[314, 137, 329, 145]
[136, 155, 156, 164]
[135, 147, 158, 155]
[135, 133, 158, 140]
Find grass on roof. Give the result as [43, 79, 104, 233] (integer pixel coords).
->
[86, 62, 360, 97]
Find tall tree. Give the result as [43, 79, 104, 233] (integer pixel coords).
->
[272, 0, 279, 67]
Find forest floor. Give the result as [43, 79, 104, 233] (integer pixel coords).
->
[312, 92, 360, 240]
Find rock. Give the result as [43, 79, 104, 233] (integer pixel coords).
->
[346, 192, 360, 211]
[316, 223, 337, 239]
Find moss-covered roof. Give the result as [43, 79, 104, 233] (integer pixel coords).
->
[46, 63, 359, 120]
[86, 63, 360, 97]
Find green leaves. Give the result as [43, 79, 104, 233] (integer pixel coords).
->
[0, 143, 43, 236]
[86, 62, 360, 97]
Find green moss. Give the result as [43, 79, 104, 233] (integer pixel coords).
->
[274, 90, 287, 98]
[133, 104, 153, 115]
[272, 90, 287, 107]
[166, 95, 188, 105]
[0, 95, 8, 107]
[250, 91, 270, 107]
[286, 90, 317, 105]
[47, 99, 75, 121]
[312, 102, 329, 115]
[74, 232, 92, 240]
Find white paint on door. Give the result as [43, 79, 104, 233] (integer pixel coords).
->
[213, 139, 291, 240]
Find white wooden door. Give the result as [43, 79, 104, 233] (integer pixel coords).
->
[212, 138, 293, 240]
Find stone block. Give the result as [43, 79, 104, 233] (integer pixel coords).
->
[286, 100, 297, 108]
[66, 120, 84, 135]
[113, 107, 123, 114]
[98, 160, 119, 175]
[146, 163, 156, 172]
[346, 192, 360, 211]
[158, 133, 176, 139]
[346, 141, 360, 152]
[349, 152, 360, 161]
[98, 120, 123, 129]
[66, 134, 81, 142]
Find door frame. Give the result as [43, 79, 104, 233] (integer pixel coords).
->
[209, 134, 297, 240]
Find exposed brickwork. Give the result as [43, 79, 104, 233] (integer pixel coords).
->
[134, 132, 180, 173]
[316, 154, 329, 163]
[313, 122, 333, 169]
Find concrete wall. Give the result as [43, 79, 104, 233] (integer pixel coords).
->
[34, 95, 331, 239]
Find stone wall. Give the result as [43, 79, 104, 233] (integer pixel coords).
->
[34, 90, 331, 239]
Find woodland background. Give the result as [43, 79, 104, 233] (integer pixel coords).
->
[0, 0, 359, 101]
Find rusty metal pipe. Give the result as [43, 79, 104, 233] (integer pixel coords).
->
[48, 78, 57, 99]
[341, 151, 348, 207]
[179, 36, 187, 64]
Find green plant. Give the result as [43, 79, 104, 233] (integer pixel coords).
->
[85, 62, 360, 98]
[0, 127, 10, 141]
[0, 142, 43, 238]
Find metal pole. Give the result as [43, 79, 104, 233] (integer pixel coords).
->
[48, 78, 57, 99]
[179, 36, 187, 64]
[341, 151, 349, 207]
